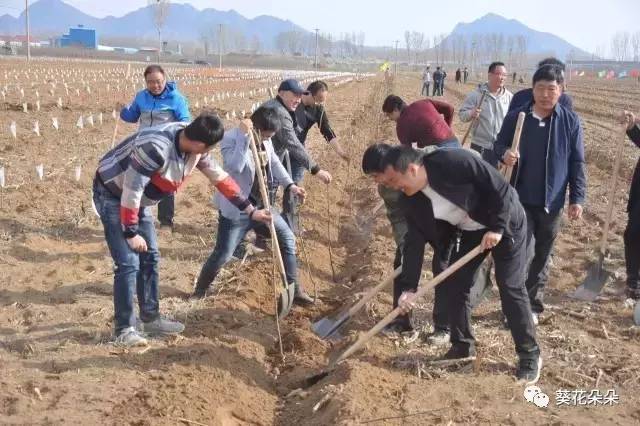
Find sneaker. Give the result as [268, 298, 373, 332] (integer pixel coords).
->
[532, 313, 539, 326]
[442, 344, 476, 360]
[142, 316, 185, 335]
[424, 330, 451, 346]
[516, 356, 542, 384]
[293, 287, 315, 306]
[114, 327, 148, 347]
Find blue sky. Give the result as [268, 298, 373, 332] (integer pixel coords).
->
[1, 0, 638, 54]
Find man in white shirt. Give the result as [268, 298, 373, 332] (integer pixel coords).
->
[379, 145, 541, 384]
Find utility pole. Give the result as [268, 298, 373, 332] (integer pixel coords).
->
[394, 40, 399, 75]
[314, 28, 320, 71]
[218, 23, 223, 70]
[25, 0, 30, 61]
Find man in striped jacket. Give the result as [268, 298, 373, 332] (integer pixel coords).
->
[93, 112, 271, 347]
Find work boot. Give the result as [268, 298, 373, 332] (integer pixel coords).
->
[516, 356, 543, 385]
[442, 344, 476, 360]
[424, 329, 451, 346]
[114, 327, 148, 347]
[142, 316, 185, 335]
[293, 286, 315, 306]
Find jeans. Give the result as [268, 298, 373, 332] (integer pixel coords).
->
[523, 205, 564, 313]
[433, 82, 440, 96]
[93, 180, 160, 333]
[280, 154, 306, 233]
[421, 82, 430, 96]
[195, 210, 298, 292]
[443, 207, 539, 360]
[157, 194, 175, 225]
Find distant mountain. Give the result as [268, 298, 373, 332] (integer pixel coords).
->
[0, 0, 309, 50]
[444, 13, 590, 59]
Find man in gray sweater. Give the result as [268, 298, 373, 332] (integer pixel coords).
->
[262, 79, 332, 231]
[459, 61, 513, 166]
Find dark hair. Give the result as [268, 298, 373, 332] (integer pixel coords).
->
[307, 80, 328, 96]
[436, 66, 441, 70]
[362, 143, 393, 174]
[250, 106, 280, 132]
[532, 64, 565, 86]
[537, 57, 565, 71]
[488, 61, 505, 73]
[144, 65, 165, 79]
[382, 95, 406, 113]
[184, 112, 225, 147]
[381, 146, 424, 173]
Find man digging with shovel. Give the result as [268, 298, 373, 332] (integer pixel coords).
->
[381, 145, 542, 384]
[191, 107, 314, 307]
[622, 111, 640, 309]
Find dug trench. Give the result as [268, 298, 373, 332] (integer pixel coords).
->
[2, 72, 640, 425]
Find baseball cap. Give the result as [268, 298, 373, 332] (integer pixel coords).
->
[278, 79, 309, 95]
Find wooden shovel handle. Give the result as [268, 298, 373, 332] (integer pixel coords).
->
[336, 244, 484, 363]
[247, 130, 288, 287]
[502, 111, 526, 182]
[598, 125, 628, 255]
[461, 90, 488, 149]
[345, 266, 402, 317]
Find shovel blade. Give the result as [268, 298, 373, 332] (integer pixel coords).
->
[277, 283, 295, 319]
[312, 314, 348, 339]
[571, 261, 610, 301]
[634, 301, 640, 326]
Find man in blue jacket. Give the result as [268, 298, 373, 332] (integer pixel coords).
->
[495, 65, 586, 322]
[120, 65, 191, 229]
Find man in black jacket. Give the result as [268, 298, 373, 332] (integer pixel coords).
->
[362, 144, 451, 342]
[623, 110, 640, 301]
[295, 80, 348, 161]
[380, 145, 541, 384]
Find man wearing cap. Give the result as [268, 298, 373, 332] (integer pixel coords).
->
[262, 79, 332, 231]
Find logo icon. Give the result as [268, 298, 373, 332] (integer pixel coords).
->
[524, 385, 549, 408]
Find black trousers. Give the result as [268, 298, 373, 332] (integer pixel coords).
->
[442, 207, 539, 360]
[523, 205, 563, 313]
[625, 198, 640, 296]
[157, 194, 175, 225]
[470, 143, 499, 168]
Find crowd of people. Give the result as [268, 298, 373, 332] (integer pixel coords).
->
[93, 58, 639, 387]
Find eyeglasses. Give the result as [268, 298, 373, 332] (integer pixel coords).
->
[146, 79, 164, 85]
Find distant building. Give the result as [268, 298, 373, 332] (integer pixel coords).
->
[0, 35, 40, 48]
[57, 25, 97, 49]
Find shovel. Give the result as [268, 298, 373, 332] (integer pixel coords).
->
[312, 266, 402, 339]
[572, 125, 627, 302]
[634, 301, 640, 326]
[248, 130, 295, 318]
[304, 245, 484, 387]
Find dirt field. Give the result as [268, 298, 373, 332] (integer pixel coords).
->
[1, 57, 639, 425]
